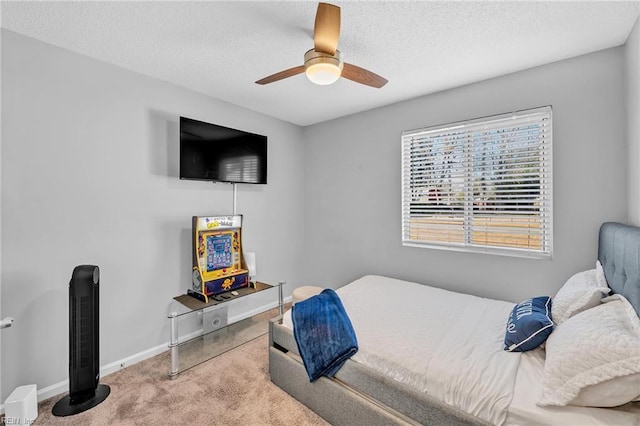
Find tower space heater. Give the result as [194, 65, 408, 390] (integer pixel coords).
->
[53, 265, 110, 416]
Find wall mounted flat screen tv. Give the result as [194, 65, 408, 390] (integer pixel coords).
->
[180, 117, 267, 184]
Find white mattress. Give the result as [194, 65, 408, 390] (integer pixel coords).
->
[284, 275, 640, 425]
[506, 346, 640, 425]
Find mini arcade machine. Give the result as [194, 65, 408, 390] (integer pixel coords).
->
[189, 215, 249, 303]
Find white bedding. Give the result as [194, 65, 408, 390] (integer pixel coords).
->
[284, 275, 640, 425]
[286, 275, 520, 425]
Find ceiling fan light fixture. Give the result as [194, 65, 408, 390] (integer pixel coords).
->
[306, 63, 341, 85]
[304, 49, 343, 85]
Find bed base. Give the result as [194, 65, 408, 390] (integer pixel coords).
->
[269, 317, 489, 426]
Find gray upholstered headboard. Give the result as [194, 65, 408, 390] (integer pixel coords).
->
[598, 222, 640, 316]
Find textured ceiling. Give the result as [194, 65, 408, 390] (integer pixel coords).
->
[2, 1, 640, 126]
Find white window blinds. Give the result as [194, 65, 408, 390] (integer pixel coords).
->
[401, 106, 552, 258]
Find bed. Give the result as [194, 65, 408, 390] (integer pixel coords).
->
[268, 222, 640, 425]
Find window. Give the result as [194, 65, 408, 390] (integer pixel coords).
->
[401, 106, 552, 258]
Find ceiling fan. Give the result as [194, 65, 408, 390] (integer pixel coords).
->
[255, 2, 388, 88]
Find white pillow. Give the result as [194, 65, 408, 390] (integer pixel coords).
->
[538, 295, 640, 407]
[570, 372, 640, 406]
[552, 268, 610, 325]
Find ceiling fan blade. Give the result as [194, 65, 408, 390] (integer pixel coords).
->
[255, 65, 305, 85]
[342, 63, 388, 88]
[314, 3, 340, 54]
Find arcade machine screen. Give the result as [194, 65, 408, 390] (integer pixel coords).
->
[207, 234, 232, 271]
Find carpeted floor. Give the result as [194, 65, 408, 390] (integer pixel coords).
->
[34, 334, 329, 425]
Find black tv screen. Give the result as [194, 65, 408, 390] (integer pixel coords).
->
[180, 117, 267, 184]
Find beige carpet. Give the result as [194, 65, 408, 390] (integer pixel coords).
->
[34, 334, 329, 425]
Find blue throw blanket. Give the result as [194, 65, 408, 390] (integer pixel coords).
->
[292, 289, 358, 382]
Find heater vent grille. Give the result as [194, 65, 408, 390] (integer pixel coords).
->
[71, 296, 77, 370]
[79, 296, 91, 369]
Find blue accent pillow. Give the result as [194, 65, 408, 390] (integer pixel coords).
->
[504, 296, 554, 352]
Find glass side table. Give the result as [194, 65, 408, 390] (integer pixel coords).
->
[168, 281, 284, 378]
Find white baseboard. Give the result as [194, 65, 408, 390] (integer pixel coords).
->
[0, 297, 291, 413]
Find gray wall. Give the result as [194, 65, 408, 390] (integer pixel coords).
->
[627, 16, 640, 227]
[302, 47, 628, 303]
[0, 30, 305, 401]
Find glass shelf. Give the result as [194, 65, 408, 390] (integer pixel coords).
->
[168, 281, 283, 378]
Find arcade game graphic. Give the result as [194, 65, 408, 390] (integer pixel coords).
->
[190, 215, 249, 303]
